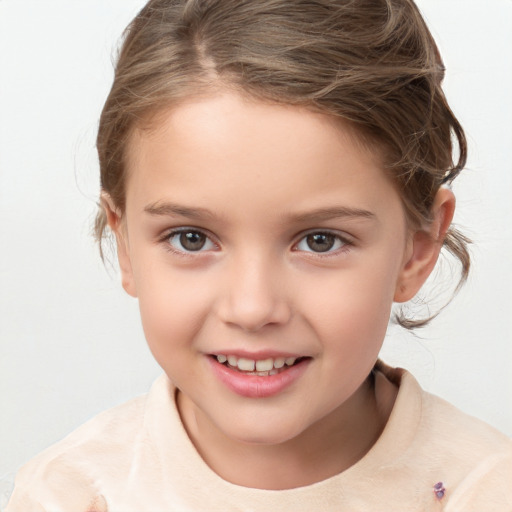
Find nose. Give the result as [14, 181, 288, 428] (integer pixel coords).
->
[217, 253, 292, 332]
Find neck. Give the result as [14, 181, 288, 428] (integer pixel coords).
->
[177, 371, 397, 490]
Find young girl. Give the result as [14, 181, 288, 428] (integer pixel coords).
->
[5, 0, 511, 510]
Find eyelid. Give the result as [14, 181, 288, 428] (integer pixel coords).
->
[160, 226, 219, 254]
[292, 229, 354, 255]
[158, 226, 353, 256]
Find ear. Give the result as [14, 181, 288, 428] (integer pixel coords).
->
[101, 192, 137, 298]
[394, 187, 455, 303]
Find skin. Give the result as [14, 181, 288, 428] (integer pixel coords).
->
[104, 92, 455, 490]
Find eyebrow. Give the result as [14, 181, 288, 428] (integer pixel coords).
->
[287, 206, 376, 223]
[144, 201, 375, 223]
[144, 201, 215, 219]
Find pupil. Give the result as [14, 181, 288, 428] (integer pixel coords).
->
[307, 233, 335, 252]
[180, 232, 206, 251]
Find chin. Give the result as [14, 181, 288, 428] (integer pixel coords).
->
[218, 414, 309, 447]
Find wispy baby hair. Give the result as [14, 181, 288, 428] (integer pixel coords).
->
[95, 0, 470, 328]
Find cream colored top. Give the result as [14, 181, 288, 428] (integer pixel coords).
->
[6, 364, 512, 512]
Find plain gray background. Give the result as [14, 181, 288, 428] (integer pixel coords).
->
[1, 0, 511, 484]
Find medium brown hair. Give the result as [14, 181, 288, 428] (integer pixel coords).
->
[95, 0, 470, 328]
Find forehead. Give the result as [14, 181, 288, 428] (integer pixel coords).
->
[123, 92, 402, 224]
[126, 92, 382, 166]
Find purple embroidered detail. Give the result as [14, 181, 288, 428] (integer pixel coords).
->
[433, 482, 446, 500]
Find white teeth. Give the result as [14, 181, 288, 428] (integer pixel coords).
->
[237, 358, 256, 371]
[273, 357, 285, 369]
[215, 354, 301, 371]
[255, 358, 274, 372]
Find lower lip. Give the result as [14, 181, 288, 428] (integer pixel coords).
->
[208, 357, 310, 398]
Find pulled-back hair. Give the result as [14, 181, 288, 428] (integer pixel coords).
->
[95, 0, 470, 328]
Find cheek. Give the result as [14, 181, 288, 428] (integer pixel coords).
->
[134, 262, 214, 359]
[298, 260, 399, 344]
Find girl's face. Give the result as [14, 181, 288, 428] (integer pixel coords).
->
[114, 92, 418, 448]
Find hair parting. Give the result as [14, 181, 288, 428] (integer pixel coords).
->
[95, 0, 470, 328]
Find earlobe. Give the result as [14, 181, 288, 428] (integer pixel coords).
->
[100, 193, 138, 298]
[394, 188, 456, 303]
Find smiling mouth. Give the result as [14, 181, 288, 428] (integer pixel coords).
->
[211, 354, 308, 376]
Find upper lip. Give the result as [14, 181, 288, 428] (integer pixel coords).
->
[208, 349, 308, 360]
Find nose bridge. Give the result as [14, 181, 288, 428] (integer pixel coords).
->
[219, 247, 291, 332]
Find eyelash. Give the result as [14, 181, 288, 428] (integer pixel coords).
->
[293, 230, 353, 256]
[159, 228, 353, 257]
[160, 228, 218, 256]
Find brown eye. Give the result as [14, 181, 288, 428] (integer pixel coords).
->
[180, 232, 206, 251]
[295, 232, 346, 254]
[167, 230, 215, 252]
[306, 233, 336, 252]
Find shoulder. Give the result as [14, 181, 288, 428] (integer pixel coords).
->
[418, 386, 512, 510]
[416, 378, 511, 462]
[379, 363, 512, 510]
[5, 378, 167, 511]
[378, 361, 510, 456]
[444, 440, 512, 511]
